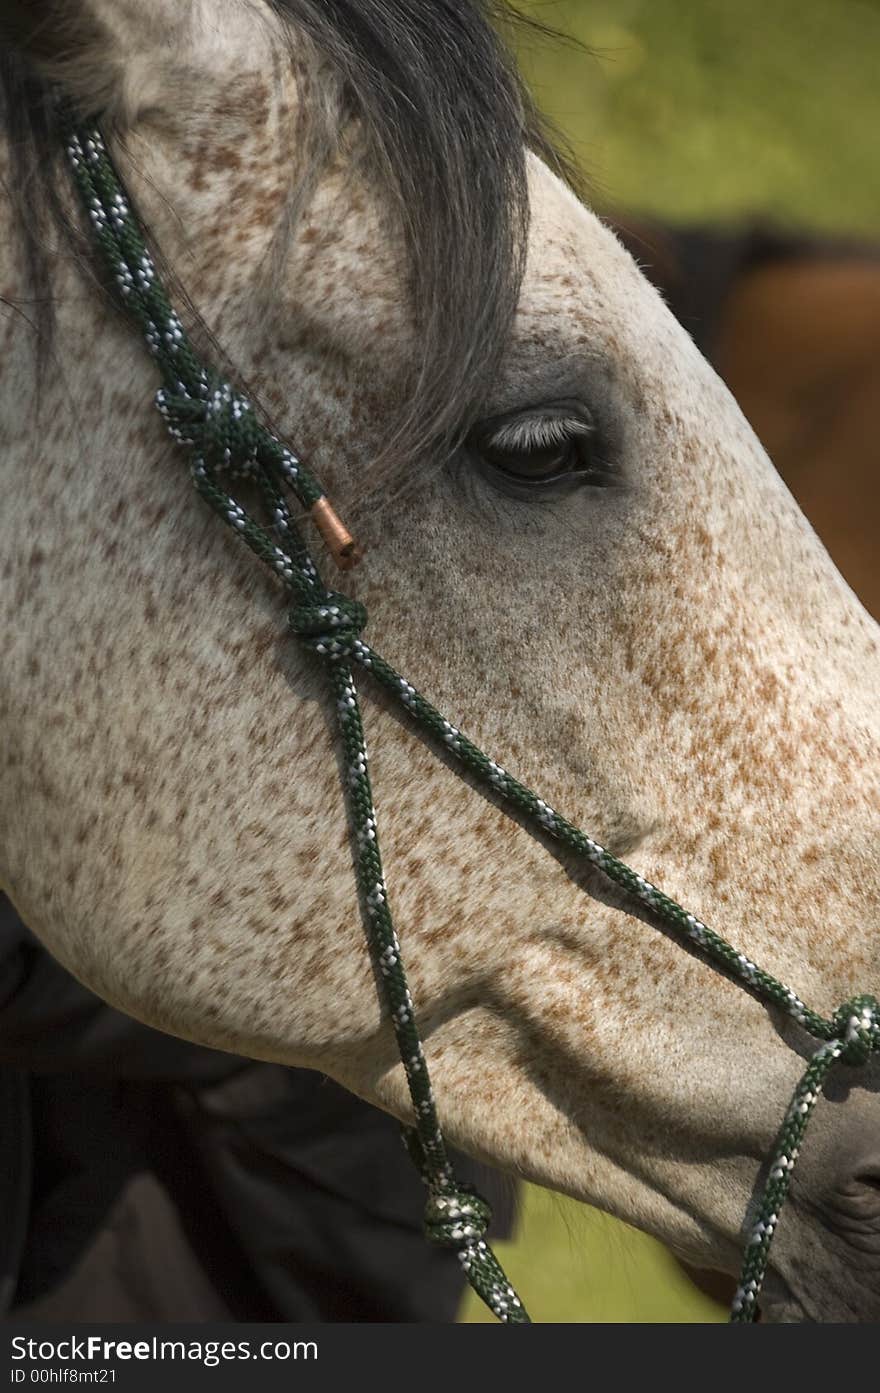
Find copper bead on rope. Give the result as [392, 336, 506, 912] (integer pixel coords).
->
[311, 496, 363, 571]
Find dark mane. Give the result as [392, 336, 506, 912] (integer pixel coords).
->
[0, 1, 577, 463]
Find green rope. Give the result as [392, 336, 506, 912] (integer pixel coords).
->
[63, 119, 879, 1325]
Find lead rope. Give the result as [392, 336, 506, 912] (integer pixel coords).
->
[64, 120, 879, 1324]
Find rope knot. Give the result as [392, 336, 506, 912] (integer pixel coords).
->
[156, 376, 264, 476]
[289, 592, 367, 660]
[831, 995, 880, 1066]
[424, 1186, 492, 1250]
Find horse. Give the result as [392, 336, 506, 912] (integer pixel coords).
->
[1, 2, 878, 1323]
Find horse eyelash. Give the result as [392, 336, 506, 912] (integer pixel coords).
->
[485, 414, 594, 453]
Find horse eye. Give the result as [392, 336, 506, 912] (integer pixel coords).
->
[472, 411, 597, 487]
[480, 436, 583, 483]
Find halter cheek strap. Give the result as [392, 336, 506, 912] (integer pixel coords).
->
[64, 119, 879, 1325]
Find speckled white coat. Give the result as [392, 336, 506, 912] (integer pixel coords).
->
[1, 1, 879, 1321]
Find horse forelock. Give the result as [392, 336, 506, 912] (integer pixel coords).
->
[0, 0, 576, 468]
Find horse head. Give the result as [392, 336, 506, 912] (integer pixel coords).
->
[1, 1, 878, 1321]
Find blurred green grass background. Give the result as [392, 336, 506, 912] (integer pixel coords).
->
[460, 1187, 726, 1323]
[515, 0, 880, 233]
[461, 0, 879, 1324]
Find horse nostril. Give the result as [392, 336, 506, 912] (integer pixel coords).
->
[851, 1153, 880, 1185]
[840, 1166, 880, 1221]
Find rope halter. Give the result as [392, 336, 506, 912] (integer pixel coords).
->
[288, 594, 368, 659]
[63, 115, 880, 1326]
[157, 376, 264, 474]
[730, 993, 878, 1321]
[424, 1187, 493, 1248]
[833, 996, 880, 1066]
